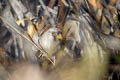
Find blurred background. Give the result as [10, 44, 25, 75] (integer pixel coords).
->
[0, 0, 120, 80]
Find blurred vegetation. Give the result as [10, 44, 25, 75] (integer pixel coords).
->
[0, 0, 120, 80]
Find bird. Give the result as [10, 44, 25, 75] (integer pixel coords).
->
[38, 27, 63, 57]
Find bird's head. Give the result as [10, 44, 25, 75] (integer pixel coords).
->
[47, 27, 63, 41]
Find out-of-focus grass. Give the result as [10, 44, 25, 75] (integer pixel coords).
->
[47, 27, 109, 80]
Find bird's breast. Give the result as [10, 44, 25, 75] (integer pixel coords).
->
[39, 35, 58, 55]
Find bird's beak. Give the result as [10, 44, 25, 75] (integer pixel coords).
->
[56, 33, 63, 40]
